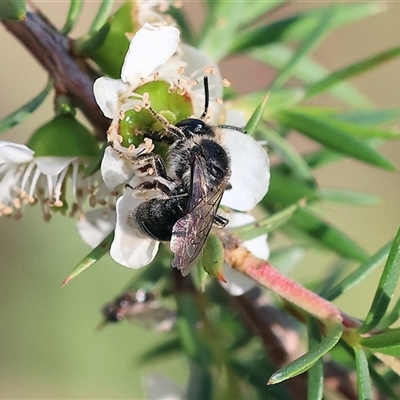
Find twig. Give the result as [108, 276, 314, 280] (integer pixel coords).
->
[2, 4, 109, 138]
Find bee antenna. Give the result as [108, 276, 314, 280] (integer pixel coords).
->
[143, 97, 185, 139]
[217, 124, 247, 134]
[200, 76, 210, 121]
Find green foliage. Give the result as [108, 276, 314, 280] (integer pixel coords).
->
[0, 81, 52, 134]
[3, 0, 400, 398]
[268, 323, 343, 385]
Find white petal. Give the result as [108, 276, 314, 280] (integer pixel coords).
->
[77, 208, 116, 248]
[121, 23, 180, 87]
[0, 141, 34, 164]
[221, 130, 270, 211]
[221, 212, 269, 296]
[110, 192, 159, 269]
[180, 44, 223, 99]
[244, 234, 270, 260]
[35, 156, 75, 175]
[93, 77, 127, 119]
[101, 146, 136, 189]
[227, 212, 270, 260]
[221, 265, 255, 296]
[225, 109, 247, 128]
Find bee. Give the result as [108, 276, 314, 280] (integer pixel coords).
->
[124, 77, 243, 275]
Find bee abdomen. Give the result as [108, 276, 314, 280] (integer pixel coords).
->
[135, 197, 187, 241]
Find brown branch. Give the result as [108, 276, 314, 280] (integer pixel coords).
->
[2, 4, 109, 138]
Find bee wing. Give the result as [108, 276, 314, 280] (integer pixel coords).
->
[170, 154, 226, 275]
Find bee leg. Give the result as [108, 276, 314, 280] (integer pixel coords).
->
[127, 179, 174, 199]
[111, 144, 171, 180]
[214, 214, 229, 228]
[134, 153, 170, 180]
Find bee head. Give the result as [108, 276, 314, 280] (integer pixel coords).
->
[176, 118, 216, 138]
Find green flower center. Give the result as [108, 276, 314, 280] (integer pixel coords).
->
[119, 80, 193, 147]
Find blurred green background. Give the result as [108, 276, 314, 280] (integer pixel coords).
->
[1, 2, 400, 398]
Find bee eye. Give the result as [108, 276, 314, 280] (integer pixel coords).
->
[176, 118, 207, 136]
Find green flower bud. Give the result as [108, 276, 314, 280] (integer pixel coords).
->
[81, 2, 136, 78]
[0, 0, 26, 21]
[27, 115, 99, 158]
[202, 234, 227, 283]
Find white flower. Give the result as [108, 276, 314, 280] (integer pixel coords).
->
[220, 128, 270, 211]
[221, 212, 270, 296]
[110, 185, 160, 269]
[90, 22, 270, 276]
[76, 208, 116, 248]
[110, 127, 270, 271]
[94, 23, 180, 120]
[95, 23, 226, 190]
[0, 141, 115, 221]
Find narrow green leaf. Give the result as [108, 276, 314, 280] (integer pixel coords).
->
[360, 226, 400, 333]
[199, 1, 249, 60]
[139, 337, 182, 364]
[230, 3, 384, 54]
[268, 323, 343, 385]
[62, 232, 113, 285]
[245, 94, 270, 136]
[354, 347, 373, 400]
[186, 363, 213, 400]
[291, 209, 369, 262]
[276, 109, 396, 171]
[323, 241, 392, 301]
[332, 108, 400, 126]
[272, 6, 335, 88]
[306, 46, 400, 98]
[258, 125, 315, 184]
[324, 241, 392, 300]
[233, 203, 300, 241]
[361, 328, 400, 357]
[0, 81, 52, 134]
[307, 318, 323, 400]
[287, 108, 400, 140]
[251, 44, 371, 108]
[89, 0, 114, 35]
[239, 2, 285, 28]
[304, 148, 343, 170]
[264, 169, 318, 207]
[319, 188, 380, 206]
[376, 296, 400, 330]
[60, 0, 83, 35]
[0, 0, 26, 20]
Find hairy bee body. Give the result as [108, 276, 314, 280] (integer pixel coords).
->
[123, 77, 242, 274]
